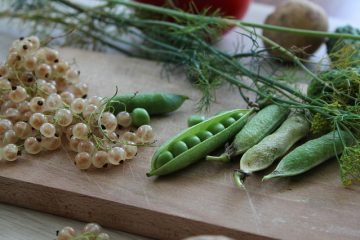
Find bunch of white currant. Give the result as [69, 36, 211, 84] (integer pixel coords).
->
[57, 223, 110, 240]
[0, 36, 155, 169]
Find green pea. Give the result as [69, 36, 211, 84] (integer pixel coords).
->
[106, 92, 188, 115]
[187, 115, 206, 127]
[131, 108, 150, 127]
[222, 117, 236, 128]
[232, 112, 245, 120]
[183, 136, 201, 148]
[155, 151, 174, 169]
[197, 131, 213, 141]
[208, 123, 225, 135]
[148, 109, 253, 177]
[170, 141, 188, 157]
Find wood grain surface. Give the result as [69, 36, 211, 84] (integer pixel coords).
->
[0, 48, 360, 240]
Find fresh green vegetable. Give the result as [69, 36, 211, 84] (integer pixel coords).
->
[263, 130, 355, 180]
[207, 104, 290, 162]
[147, 109, 253, 176]
[326, 25, 360, 67]
[234, 114, 310, 187]
[187, 115, 206, 127]
[106, 93, 188, 115]
[131, 108, 150, 127]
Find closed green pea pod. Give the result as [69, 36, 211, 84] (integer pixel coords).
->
[263, 130, 356, 180]
[106, 92, 188, 115]
[207, 104, 290, 162]
[147, 109, 253, 177]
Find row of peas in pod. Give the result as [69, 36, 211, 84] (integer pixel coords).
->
[149, 104, 355, 187]
[0, 36, 157, 169]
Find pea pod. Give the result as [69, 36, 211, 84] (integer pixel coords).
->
[147, 109, 253, 177]
[263, 130, 355, 180]
[106, 92, 188, 115]
[207, 104, 290, 162]
[233, 114, 310, 187]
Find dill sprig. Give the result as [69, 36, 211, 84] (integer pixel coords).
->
[2, 0, 360, 185]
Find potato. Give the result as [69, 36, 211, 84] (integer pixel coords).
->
[262, 0, 329, 62]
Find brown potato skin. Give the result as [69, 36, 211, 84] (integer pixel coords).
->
[263, 0, 329, 62]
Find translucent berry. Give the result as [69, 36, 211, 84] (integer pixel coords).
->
[83, 223, 102, 234]
[72, 82, 88, 98]
[24, 55, 38, 71]
[0, 79, 11, 90]
[65, 69, 80, 83]
[20, 72, 35, 85]
[92, 151, 109, 168]
[5, 108, 20, 122]
[100, 112, 117, 132]
[30, 97, 46, 112]
[45, 93, 62, 110]
[82, 104, 98, 120]
[57, 226, 76, 240]
[14, 121, 32, 139]
[7, 52, 22, 68]
[96, 233, 110, 240]
[105, 130, 118, 142]
[4, 130, 18, 144]
[108, 147, 125, 165]
[55, 109, 73, 127]
[60, 91, 75, 105]
[136, 125, 155, 143]
[70, 98, 85, 114]
[86, 96, 102, 107]
[24, 137, 41, 154]
[74, 152, 92, 170]
[29, 112, 47, 130]
[17, 101, 30, 113]
[124, 142, 137, 159]
[0, 65, 9, 78]
[53, 61, 69, 75]
[2, 144, 19, 161]
[43, 48, 59, 64]
[122, 131, 138, 143]
[69, 136, 81, 152]
[35, 63, 52, 79]
[41, 136, 61, 150]
[26, 36, 40, 50]
[0, 119, 13, 135]
[18, 41, 33, 55]
[55, 77, 68, 92]
[40, 123, 56, 138]
[39, 82, 56, 95]
[72, 123, 89, 139]
[8, 86, 27, 103]
[77, 140, 95, 154]
[116, 111, 132, 128]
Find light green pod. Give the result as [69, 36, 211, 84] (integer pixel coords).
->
[263, 130, 355, 180]
[147, 109, 253, 177]
[207, 104, 289, 162]
[240, 114, 310, 174]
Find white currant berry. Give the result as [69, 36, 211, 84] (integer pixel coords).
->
[30, 96, 46, 112]
[45, 93, 62, 110]
[116, 111, 132, 128]
[72, 82, 88, 98]
[1, 100, 17, 113]
[136, 125, 155, 143]
[0, 79, 11, 90]
[40, 123, 56, 138]
[39, 82, 57, 96]
[65, 125, 74, 140]
[18, 41, 33, 55]
[108, 147, 125, 165]
[17, 101, 30, 113]
[72, 123, 89, 139]
[43, 48, 59, 64]
[104, 130, 118, 142]
[65, 69, 80, 83]
[26, 36, 40, 50]
[77, 140, 95, 154]
[29, 112, 47, 130]
[23, 55, 38, 71]
[4, 130, 18, 144]
[8, 86, 27, 103]
[5, 108, 20, 122]
[86, 96, 102, 107]
[55, 77, 68, 92]
[53, 61, 69, 75]
[7, 52, 22, 68]
[92, 151, 109, 168]
[0, 65, 9, 78]
[124, 142, 137, 159]
[2, 144, 19, 161]
[14, 121, 32, 139]
[100, 112, 117, 132]
[57, 226, 76, 240]
[69, 136, 81, 152]
[74, 152, 91, 170]
[70, 98, 85, 114]
[122, 131, 138, 143]
[35, 63, 52, 79]
[82, 104, 98, 120]
[55, 109, 73, 127]
[83, 223, 102, 234]
[0, 119, 13, 135]
[24, 137, 42, 154]
[40, 136, 61, 150]
[60, 91, 75, 105]
[96, 233, 110, 240]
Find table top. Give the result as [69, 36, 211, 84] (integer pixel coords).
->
[0, 1, 359, 240]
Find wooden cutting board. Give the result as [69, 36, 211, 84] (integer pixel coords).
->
[1, 48, 360, 240]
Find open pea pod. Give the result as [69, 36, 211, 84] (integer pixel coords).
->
[147, 109, 253, 177]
